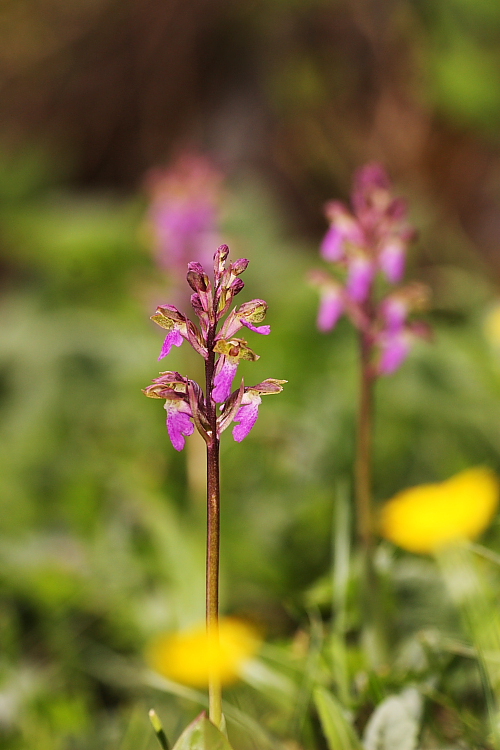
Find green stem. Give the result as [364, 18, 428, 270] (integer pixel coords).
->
[355, 329, 374, 553]
[205, 323, 222, 727]
[149, 709, 170, 750]
[355, 329, 387, 667]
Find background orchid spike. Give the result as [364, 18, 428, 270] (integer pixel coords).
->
[145, 151, 222, 276]
[311, 163, 430, 377]
[144, 245, 285, 450]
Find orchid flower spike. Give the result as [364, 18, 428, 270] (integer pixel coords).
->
[311, 164, 430, 377]
[144, 246, 285, 450]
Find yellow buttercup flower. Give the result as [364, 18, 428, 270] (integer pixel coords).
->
[146, 618, 260, 687]
[484, 303, 500, 348]
[380, 467, 499, 554]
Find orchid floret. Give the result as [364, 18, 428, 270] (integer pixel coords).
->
[232, 392, 261, 442]
[164, 393, 195, 451]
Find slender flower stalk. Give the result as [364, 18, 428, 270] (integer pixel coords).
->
[311, 165, 430, 666]
[311, 164, 430, 551]
[205, 315, 222, 724]
[144, 245, 285, 725]
[356, 327, 374, 552]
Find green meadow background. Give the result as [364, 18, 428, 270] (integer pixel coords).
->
[3, 1, 500, 747]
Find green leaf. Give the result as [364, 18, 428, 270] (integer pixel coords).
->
[172, 713, 234, 750]
[313, 687, 362, 750]
[149, 709, 170, 750]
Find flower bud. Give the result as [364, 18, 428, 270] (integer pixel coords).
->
[229, 258, 249, 276]
[231, 278, 245, 294]
[186, 263, 209, 292]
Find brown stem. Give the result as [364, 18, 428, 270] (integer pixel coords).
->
[205, 323, 222, 727]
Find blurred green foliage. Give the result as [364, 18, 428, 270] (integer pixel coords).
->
[2, 0, 500, 746]
[2, 143, 500, 749]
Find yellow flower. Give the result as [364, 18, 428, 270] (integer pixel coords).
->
[379, 467, 499, 554]
[484, 303, 500, 348]
[146, 618, 260, 687]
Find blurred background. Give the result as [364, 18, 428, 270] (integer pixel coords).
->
[3, 0, 500, 748]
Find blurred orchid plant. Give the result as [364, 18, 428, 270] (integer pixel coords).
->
[145, 152, 223, 293]
[311, 165, 431, 666]
[312, 164, 429, 379]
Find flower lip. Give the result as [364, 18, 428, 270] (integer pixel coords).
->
[346, 254, 375, 303]
[212, 358, 239, 403]
[321, 225, 344, 262]
[232, 393, 261, 442]
[159, 328, 184, 360]
[318, 286, 344, 332]
[378, 331, 411, 375]
[241, 319, 271, 335]
[218, 299, 270, 339]
[378, 240, 406, 284]
[164, 394, 195, 451]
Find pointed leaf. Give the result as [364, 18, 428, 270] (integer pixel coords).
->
[149, 709, 170, 750]
[172, 712, 234, 750]
[314, 687, 362, 750]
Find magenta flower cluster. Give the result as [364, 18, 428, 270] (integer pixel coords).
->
[143, 245, 285, 451]
[312, 164, 429, 375]
[145, 152, 222, 277]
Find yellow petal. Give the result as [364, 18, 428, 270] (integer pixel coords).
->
[484, 303, 500, 348]
[146, 618, 260, 687]
[379, 467, 499, 554]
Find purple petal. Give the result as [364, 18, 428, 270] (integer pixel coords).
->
[232, 395, 261, 442]
[318, 289, 344, 332]
[379, 333, 411, 375]
[382, 297, 407, 333]
[346, 256, 375, 303]
[320, 226, 344, 261]
[212, 358, 238, 403]
[165, 408, 194, 451]
[353, 164, 391, 213]
[379, 241, 405, 284]
[241, 319, 271, 335]
[158, 328, 184, 360]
